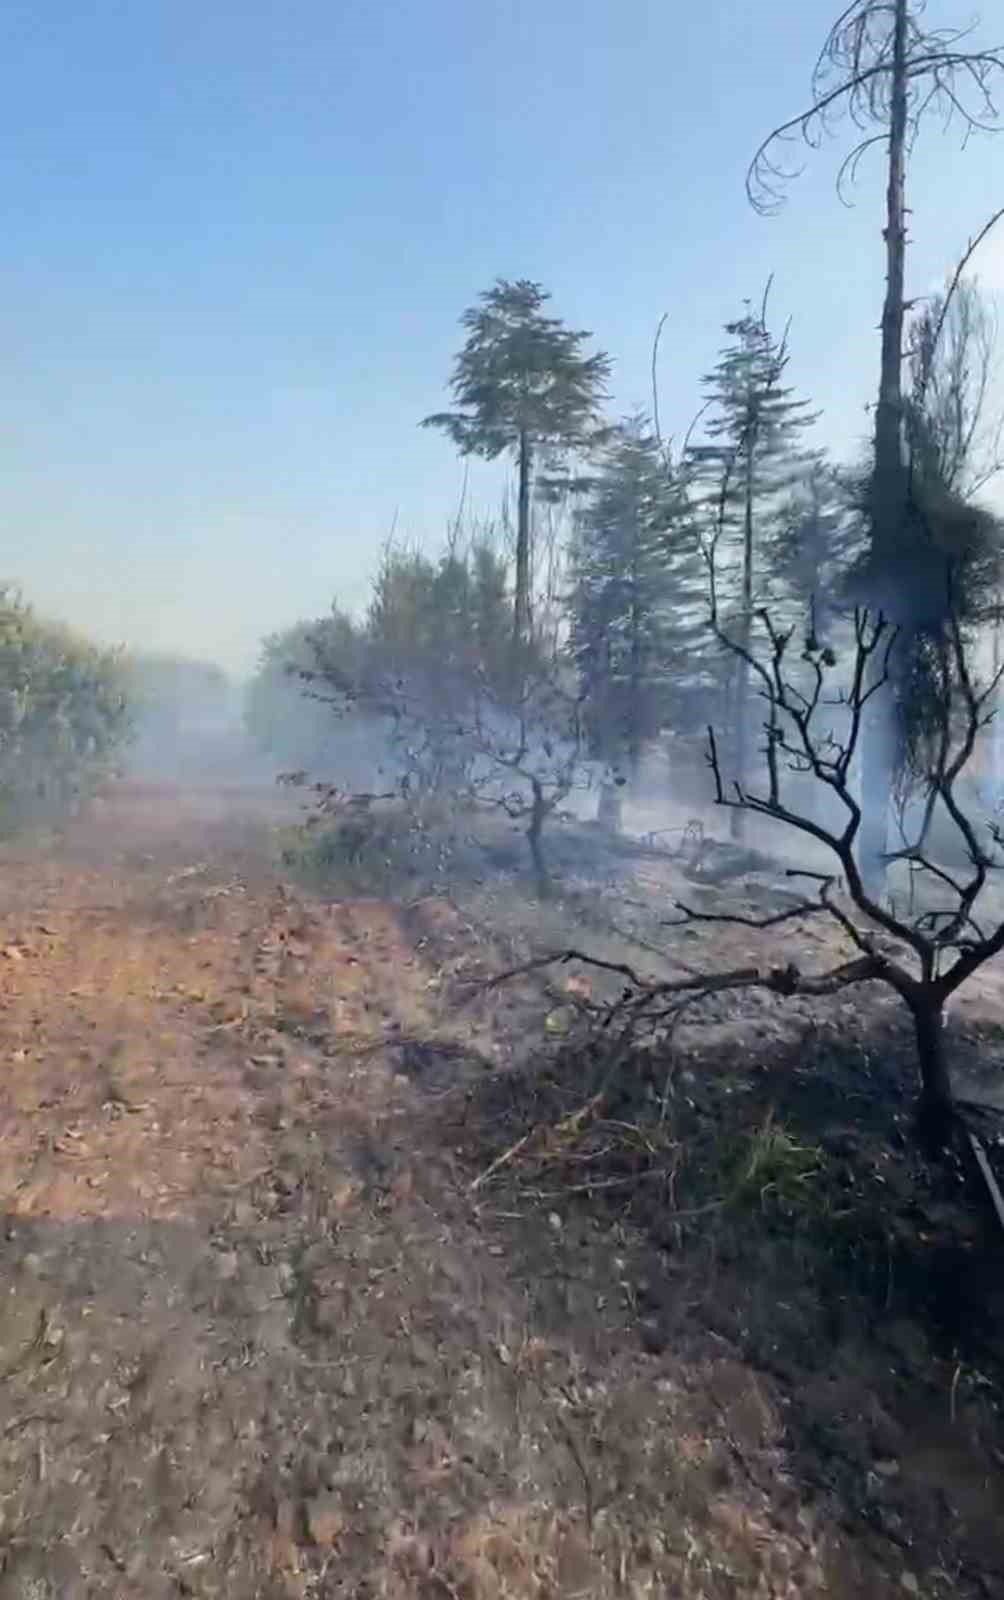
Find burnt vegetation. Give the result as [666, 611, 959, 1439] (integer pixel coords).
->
[6, 4, 1004, 1596]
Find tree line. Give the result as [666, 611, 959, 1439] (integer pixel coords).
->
[250, 262, 1003, 849]
[251, 0, 1004, 1142]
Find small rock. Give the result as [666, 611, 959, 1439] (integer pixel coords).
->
[216, 1252, 240, 1281]
[874, 1458, 901, 1479]
[548, 1212, 563, 1233]
[306, 1492, 345, 1546]
[900, 1574, 919, 1596]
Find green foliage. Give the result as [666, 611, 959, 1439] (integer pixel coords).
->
[244, 610, 362, 768]
[685, 300, 822, 793]
[367, 535, 512, 690]
[0, 589, 131, 831]
[423, 279, 612, 645]
[726, 1113, 823, 1215]
[569, 415, 704, 766]
[845, 282, 1004, 802]
[687, 302, 819, 608]
[422, 279, 611, 467]
[362, 535, 520, 797]
[768, 458, 857, 634]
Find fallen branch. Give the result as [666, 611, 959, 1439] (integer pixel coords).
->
[486, 946, 883, 1011]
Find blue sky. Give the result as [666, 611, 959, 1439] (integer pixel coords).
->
[2, 0, 1001, 675]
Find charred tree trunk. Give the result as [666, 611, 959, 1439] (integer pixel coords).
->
[858, 0, 911, 899]
[527, 778, 551, 898]
[910, 996, 954, 1154]
[514, 430, 533, 653]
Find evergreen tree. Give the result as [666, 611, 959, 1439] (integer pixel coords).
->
[687, 302, 819, 837]
[768, 457, 856, 639]
[570, 415, 702, 787]
[422, 280, 611, 652]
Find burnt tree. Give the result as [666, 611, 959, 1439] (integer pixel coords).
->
[690, 600, 1004, 1149]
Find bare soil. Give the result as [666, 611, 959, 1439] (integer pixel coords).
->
[0, 780, 1002, 1598]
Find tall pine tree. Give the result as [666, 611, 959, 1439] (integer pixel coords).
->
[422, 280, 611, 654]
[687, 300, 818, 838]
[570, 415, 702, 795]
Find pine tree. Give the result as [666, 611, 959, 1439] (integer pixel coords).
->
[768, 458, 855, 640]
[687, 301, 819, 838]
[570, 415, 702, 791]
[422, 279, 611, 653]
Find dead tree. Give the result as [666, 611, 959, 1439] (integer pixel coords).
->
[691, 600, 1004, 1150]
[513, 602, 1004, 1151]
[468, 668, 590, 900]
[747, 0, 1004, 894]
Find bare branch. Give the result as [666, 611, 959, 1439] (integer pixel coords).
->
[651, 312, 669, 450]
[916, 205, 1004, 409]
[747, 12, 1004, 215]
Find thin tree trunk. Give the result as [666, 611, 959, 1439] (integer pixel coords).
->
[527, 779, 551, 898]
[858, 0, 910, 898]
[514, 430, 533, 653]
[731, 441, 756, 843]
[911, 999, 953, 1153]
[597, 780, 623, 832]
[629, 586, 643, 785]
[994, 586, 1004, 811]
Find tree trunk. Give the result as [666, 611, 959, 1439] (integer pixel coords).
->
[911, 999, 954, 1154]
[527, 780, 551, 898]
[628, 563, 643, 782]
[858, 0, 910, 898]
[597, 780, 623, 833]
[514, 430, 533, 652]
[731, 437, 756, 843]
[858, 696, 894, 900]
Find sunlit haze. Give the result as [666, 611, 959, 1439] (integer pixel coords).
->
[3, 0, 1002, 675]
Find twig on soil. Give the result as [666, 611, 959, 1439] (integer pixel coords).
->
[470, 1131, 534, 1193]
[526, 1167, 677, 1198]
[950, 1361, 962, 1425]
[479, 949, 651, 992]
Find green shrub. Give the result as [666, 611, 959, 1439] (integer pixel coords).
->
[0, 589, 132, 831]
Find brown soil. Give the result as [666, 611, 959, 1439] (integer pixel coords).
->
[0, 781, 1002, 1598]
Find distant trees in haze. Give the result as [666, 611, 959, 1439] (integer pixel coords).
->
[568, 414, 702, 795]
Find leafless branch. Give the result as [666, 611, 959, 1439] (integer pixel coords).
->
[747, 9, 1004, 215]
[651, 312, 668, 450]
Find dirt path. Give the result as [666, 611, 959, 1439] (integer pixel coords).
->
[0, 784, 1000, 1598]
